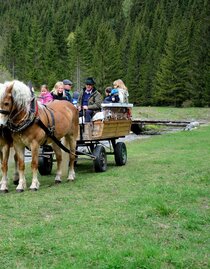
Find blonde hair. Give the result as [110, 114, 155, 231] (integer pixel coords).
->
[40, 84, 49, 91]
[113, 79, 128, 91]
[51, 81, 66, 96]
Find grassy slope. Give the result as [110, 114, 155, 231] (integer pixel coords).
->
[0, 124, 209, 268]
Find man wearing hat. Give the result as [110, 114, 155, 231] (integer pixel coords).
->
[63, 79, 73, 102]
[77, 77, 102, 122]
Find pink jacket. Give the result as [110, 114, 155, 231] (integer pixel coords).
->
[40, 92, 53, 104]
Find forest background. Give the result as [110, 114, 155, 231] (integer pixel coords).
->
[0, 0, 209, 107]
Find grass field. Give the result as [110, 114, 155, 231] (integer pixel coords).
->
[0, 108, 209, 268]
[132, 106, 210, 122]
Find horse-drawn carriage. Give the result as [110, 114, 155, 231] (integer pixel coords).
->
[38, 103, 133, 174]
[0, 80, 132, 192]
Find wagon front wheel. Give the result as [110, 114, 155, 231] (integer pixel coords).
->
[38, 145, 53, 175]
[93, 145, 107, 172]
[114, 142, 127, 166]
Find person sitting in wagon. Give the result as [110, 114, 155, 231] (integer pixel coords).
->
[72, 90, 80, 106]
[103, 86, 120, 103]
[77, 77, 102, 122]
[113, 79, 129, 103]
[38, 84, 53, 104]
[63, 79, 73, 102]
[51, 81, 68, 101]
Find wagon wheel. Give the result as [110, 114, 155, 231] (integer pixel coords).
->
[38, 145, 53, 175]
[114, 142, 127, 166]
[93, 145, 107, 172]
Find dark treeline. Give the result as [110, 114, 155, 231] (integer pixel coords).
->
[0, 0, 209, 106]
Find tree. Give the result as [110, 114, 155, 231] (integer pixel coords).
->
[24, 18, 44, 86]
[126, 24, 146, 104]
[154, 18, 191, 107]
[67, 27, 92, 91]
[92, 22, 120, 92]
[188, 1, 210, 106]
[0, 65, 12, 82]
[43, 31, 59, 88]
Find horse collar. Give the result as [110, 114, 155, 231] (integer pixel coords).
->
[7, 98, 38, 132]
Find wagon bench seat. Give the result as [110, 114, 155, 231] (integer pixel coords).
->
[77, 103, 133, 141]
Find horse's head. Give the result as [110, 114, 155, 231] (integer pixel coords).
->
[0, 82, 14, 126]
[0, 80, 32, 126]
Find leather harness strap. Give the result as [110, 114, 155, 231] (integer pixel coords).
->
[36, 117, 71, 154]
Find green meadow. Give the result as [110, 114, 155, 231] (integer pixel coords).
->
[0, 108, 209, 269]
[132, 106, 210, 122]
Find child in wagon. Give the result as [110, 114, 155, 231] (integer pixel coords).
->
[39, 84, 53, 104]
[103, 86, 120, 103]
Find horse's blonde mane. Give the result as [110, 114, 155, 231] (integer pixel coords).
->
[0, 80, 32, 113]
[0, 83, 6, 93]
[0, 82, 8, 100]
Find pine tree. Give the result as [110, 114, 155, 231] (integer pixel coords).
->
[154, 17, 191, 107]
[24, 18, 44, 86]
[43, 31, 59, 89]
[126, 24, 145, 104]
[92, 22, 120, 92]
[51, 9, 68, 79]
[188, 0, 210, 106]
[145, 0, 167, 105]
[67, 26, 92, 91]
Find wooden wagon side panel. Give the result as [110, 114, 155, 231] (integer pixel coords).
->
[77, 119, 132, 141]
[92, 119, 132, 139]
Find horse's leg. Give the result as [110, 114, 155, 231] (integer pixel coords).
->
[67, 136, 77, 181]
[0, 144, 10, 193]
[0, 151, 2, 186]
[15, 145, 27, 192]
[29, 142, 40, 190]
[13, 152, 19, 185]
[52, 143, 62, 183]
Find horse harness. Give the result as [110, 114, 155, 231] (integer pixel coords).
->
[0, 88, 38, 133]
[36, 106, 73, 154]
[0, 94, 73, 154]
[6, 96, 38, 132]
[0, 94, 95, 158]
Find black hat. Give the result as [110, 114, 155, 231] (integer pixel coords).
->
[85, 77, 95, 85]
[63, 79, 73, 85]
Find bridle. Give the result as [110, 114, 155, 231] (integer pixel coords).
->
[0, 94, 38, 132]
[0, 109, 10, 115]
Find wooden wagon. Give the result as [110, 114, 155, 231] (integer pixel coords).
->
[38, 103, 133, 174]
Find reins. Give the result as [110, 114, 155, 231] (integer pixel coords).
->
[0, 109, 10, 115]
[36, 115, 72, 154]
[37, 106, 95, 159]
[36, 105, 78, 156]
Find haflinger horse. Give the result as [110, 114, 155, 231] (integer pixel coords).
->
[0, 128, 19, 192]
[0, 83, 19, 192]
[0, 80, 78, 192]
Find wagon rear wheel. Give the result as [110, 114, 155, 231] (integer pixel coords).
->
[93, 145, 107, 172]
[38, 145, 53, 175]
[114, 142, 127, 166]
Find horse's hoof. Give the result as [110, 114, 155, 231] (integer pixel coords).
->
[55, 180, 62, 184]
[16, 189, 24, 193]
[13, 179, 19, 186]
[0, 189, 8, 194]
[30, 188, 38, 191]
